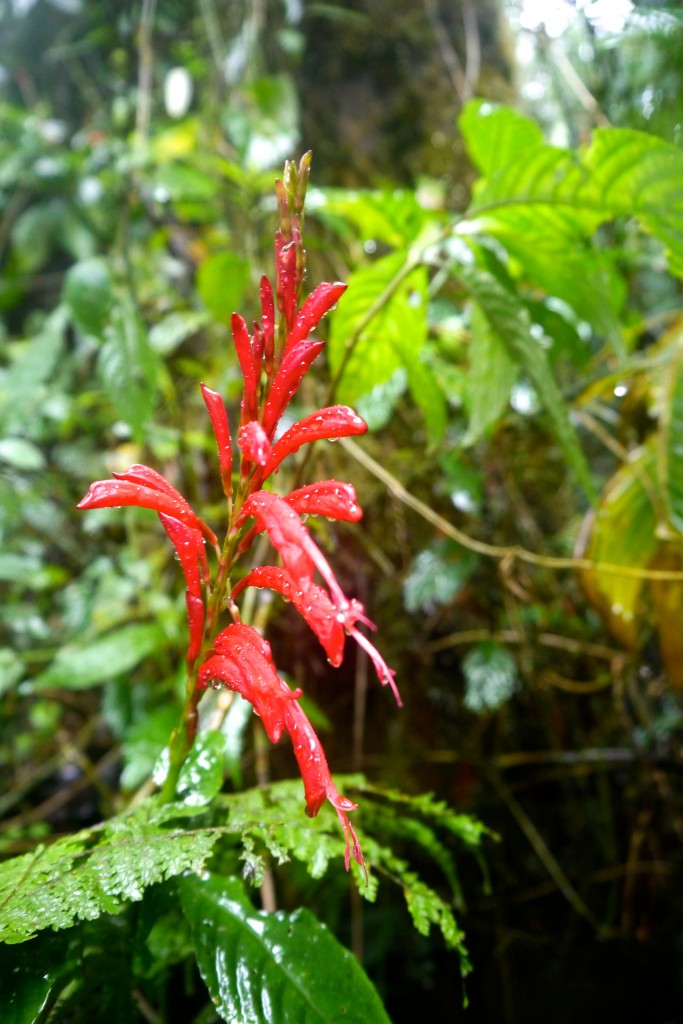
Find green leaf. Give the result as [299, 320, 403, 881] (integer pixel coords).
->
[404, 540, 477, 612]
[318, 187, 439, 247]
[463, 116, 683, 272]
[180, 873, 392, 1024]
[63, 258, 114, 339]
[1, 934, 73, 1023]
[457, 265, 595, 498]
[459, 99, 545, 176]
[462, 642, 518, 714]
[0, 801, 221, 943]
[196, 251, 251, 325]
[581, 444, 659, 647]
[177, 731, 226, 806]
[148, 310, 210, 354]
[0, 437, 45, 471]
[328, 252, 445, 437]
[463, 299, 518, 445]
[31, 622, 167, 691]
[661, 338, 683, 534]
[98, 299, 161, 440]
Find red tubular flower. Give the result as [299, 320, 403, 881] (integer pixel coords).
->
[238, 420, 272, 469]
[231, 313, 259, 424]
[199, 624, 300, 743]
[78, 467, 218, 547]
[185, 592, 205, 665]
[284, 480, 363, 523]
[240, 490, 401, 704]
[158, 513, 208, 598]
[261, 405, 367, 479]
[283, 282, 347, 355]
[200, 383, 232, 498]
[231, 565, 346, 666]
[261, 339, 325, 438]
[283, 699, 365, 876]
[275, 237, 298, 336]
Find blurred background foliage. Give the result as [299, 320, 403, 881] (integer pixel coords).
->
[2, 0, 683, 1021]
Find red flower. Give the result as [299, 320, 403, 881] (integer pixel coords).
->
[78, 466, 214, 667]
[197, 623, 365, 874]
[240, 490, 401, 705]
[78, 464, 218, 547]
[261, 405, 367, 479]
[262, 339, 325, 438]
[231, 313, 259, 425]
[231, 566, 346, 665]
[238, 420, 272, 469]
[201, 384, 232, 498]
[283, 282, 347, 354]
[199, 624, 300, 744]
[283, 698, 365, 875]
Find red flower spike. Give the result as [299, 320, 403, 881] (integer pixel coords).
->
[78, 476, 218, 548]
[238, 421, 272, 469]
[200, 383, 232, 498]
[231, 565, 346, 666]
[283, 699, 365, 876]
[185, 592, 205, 664]
[261, 339, 325, 438]
[285, 480, 363, 523]
[260, 275, 275, 375]
[230, 313, 259, 424]
[262, 405, 367, 478]
[283, 282, 347, 355]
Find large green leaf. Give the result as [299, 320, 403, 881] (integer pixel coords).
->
[459, 99, 545, 177]
[62, 258, 113, 339]
[463, 299, 518, 445]
[98, 299, 161, 440]
[327, 251, 446, 440]
[180, 874, 391, 1024]
[462, 105, 683, 271]
[30, 622, 167, 691]
[457, 265, 595, 498]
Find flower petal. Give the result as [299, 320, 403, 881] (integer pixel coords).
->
[231, 313, 259, 424]
[232, 565, 346, 667]
[78, 476, 218, 547]
[158, 513, 208, 598]
[285, 480, 363, 523]
[283, 282, 347, 355]
[238, 420, 272, 468]
[261, 340, 324, 438]
[260, 275, 275, 375]
[200, 383, 232, 498]
[185, 592, 205, 665]
[241, 490, 316, 589]
[199, 623, 300, 744]
[283, 699, 365, 875]
[262, 405, 367, 478]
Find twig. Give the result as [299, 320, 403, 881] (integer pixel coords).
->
[341, 437, 683, 581]
[135, 0, 157, 141]
[487, 769, 603, 931]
